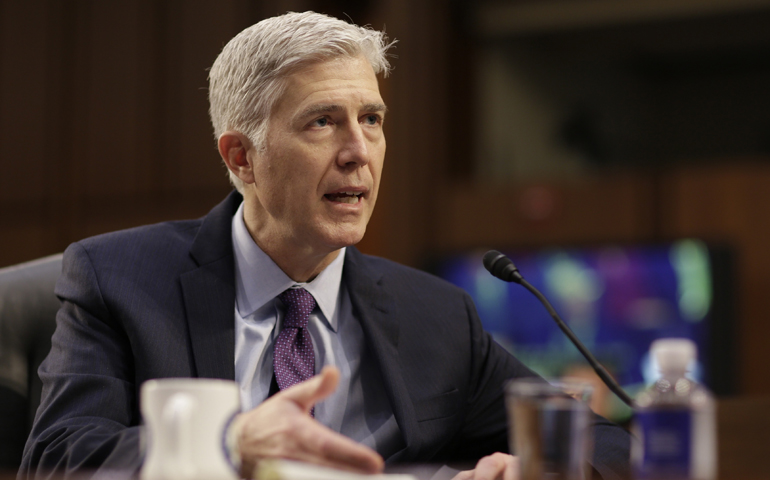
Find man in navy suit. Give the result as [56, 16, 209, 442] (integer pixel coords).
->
[21, 12, 630, 480]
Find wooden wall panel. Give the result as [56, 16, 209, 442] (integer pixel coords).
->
[0, 1, 49, 203]
[660, 162, 770, 395]
[82, 1, 146, 197]
[436, 174, 657, 251]
[0, 1, 65, 264]
[0, 226, 51, 265]
[717, 396, 770, 479]
[0, 0, 260, 267]
[165, 0, 231, 191]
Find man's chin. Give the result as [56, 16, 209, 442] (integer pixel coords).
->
[322, 227, 367, 251]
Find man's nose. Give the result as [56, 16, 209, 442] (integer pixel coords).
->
[337, 124, 370, 168]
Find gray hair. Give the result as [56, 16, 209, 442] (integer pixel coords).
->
[208, 11, 395, 193]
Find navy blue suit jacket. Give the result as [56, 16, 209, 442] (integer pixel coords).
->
[20, 192, 630, 479]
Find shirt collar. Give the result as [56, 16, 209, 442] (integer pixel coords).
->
[231, 201, 344, 331]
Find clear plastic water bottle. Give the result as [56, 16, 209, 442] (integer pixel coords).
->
[632, 338, 717, 480]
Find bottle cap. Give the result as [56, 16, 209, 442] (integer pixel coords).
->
[651, 338, 696, 373]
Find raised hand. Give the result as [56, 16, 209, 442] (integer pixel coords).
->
[230, 366, 385, 478]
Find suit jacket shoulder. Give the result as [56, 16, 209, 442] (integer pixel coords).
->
[20, 192, 243, 479]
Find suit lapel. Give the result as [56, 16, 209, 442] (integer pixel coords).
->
[344, 248, 418, 462]
[180, 191, 241, 380]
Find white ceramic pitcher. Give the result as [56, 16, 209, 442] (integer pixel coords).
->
[140, 378, 240, 480]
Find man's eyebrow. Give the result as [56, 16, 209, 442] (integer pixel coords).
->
[362, 103, 388, 114]
[297, 104, 344, 120]
[296, 102, 388, 120]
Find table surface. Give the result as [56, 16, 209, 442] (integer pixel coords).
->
[4, 395, 768, 480]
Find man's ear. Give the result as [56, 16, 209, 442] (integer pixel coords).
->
[218, 131, 256, 185]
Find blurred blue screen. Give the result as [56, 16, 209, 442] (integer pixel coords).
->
[434, 240, 723, 400]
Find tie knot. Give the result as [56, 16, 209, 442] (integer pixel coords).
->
[279, 288, 316, 328]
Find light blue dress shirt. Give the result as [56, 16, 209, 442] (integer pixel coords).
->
[231, 203, 401, 453]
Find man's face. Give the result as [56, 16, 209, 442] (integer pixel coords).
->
[245, 55, 386, 256]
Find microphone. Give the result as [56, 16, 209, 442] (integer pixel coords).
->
[482, 250, 524, 284]
[483, 250, 634, 407]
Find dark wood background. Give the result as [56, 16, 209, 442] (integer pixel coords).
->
[3, 0, 770, 398]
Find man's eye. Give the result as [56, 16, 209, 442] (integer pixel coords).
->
[312, 117, 329, 127]
[363, 114, 381, 125]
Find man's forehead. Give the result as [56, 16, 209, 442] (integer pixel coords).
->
[274, 55, 384, 117]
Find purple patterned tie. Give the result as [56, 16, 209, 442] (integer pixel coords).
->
[274, 288, 317, 397]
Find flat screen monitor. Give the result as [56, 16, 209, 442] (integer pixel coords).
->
[431, 240, 735, 421]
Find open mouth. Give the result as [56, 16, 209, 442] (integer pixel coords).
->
[324, 191, 363, 204]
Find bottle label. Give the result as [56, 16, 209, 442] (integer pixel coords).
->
[634, 410, 692, 479]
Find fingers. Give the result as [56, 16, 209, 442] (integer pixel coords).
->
[293, 420, 384, 473]
[456, 453, 519, 480]
[233, 367, 384, 477]
[279, 365, 340, 413]
[240, 409, 383, 475]
[475, 453, 517, 480]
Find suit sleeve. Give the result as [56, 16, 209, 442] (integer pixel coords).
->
[19, 243, 142, 480]
[455, 292, 632, 479]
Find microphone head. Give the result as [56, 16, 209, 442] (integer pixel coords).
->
[483, 250, 523, 283]
[483, 250, 506, 274]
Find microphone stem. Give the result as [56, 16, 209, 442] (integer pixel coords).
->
[520, 278, 635, 407]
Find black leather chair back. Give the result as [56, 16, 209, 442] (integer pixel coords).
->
[0, 254, 62, 469]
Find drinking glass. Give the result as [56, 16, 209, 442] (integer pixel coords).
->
[506, 378, 594, 480]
